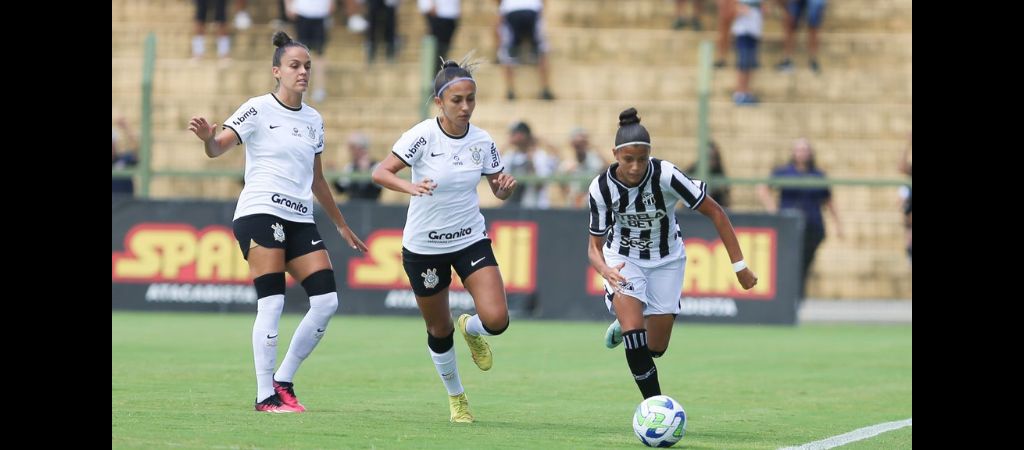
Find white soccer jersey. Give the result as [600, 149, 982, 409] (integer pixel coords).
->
[223, 93, 325, 223]
[588, 158, 707, 267]
[291, 0, 332, 18]
[393, 118, 504, 254]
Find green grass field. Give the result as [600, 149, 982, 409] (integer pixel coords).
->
[112, 312, 912, 449]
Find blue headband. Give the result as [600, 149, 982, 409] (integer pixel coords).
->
[436, 77, 476, 98]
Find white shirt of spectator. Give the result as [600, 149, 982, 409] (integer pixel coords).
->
[224, 93, 325, 223]
[290, 0, 333, 18]
[504, 147, 558, 209]
[731, 0, 763, 37]
[499, 0, 542, 14]
[418, 0, 461, 19]
[392, 118, 504, 254]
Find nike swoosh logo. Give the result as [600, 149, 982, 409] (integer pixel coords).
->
[311, 239, 323, 245]
[267, 334, 278, 339]
[269, 125, 282, 129]
[471, 257, 486, 266]
[431, 152, 445, 157]
[316, 328, 325, 333]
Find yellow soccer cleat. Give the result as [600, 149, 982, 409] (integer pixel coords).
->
[448, 392, 474, 423]
[457, 314, 493, 371]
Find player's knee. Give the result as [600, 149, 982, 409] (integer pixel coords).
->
[309, 291, 338, 314]
[483, 316, 510, 336]
[302, 269, 337, 296]
[254, 272, 286, 299]
[303, 270, 338, 313]
[427, 328, 455, 353]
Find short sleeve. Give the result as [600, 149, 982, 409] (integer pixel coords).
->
[222, 98, 260, 145]
[391, 128, 428, 166]
[483, 141, 504, 175]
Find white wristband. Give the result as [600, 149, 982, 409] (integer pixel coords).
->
[732, 260, 747, 273]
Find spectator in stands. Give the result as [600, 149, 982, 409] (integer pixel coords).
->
[503, 121, 559, 209]
[558, 127, 607, 208]
[345, 0, 370, 33]
[899, 132, 911, 265]
[757, 138, 842, 303]
[713, 0, 736, 68]
[334, 132, 383, 201]
[775, 0, 826, 73]
[112, 117, 138, 195]
[366, 0, 400, 63]
[233, 0, 252, 30]
[686, 140, 731, 208]
[731, 0, 763, 105]
[270, 0, 289, 29]
[192, 0, 237, 60]
[419, 0, 461, 64]
[496, 0, 554, 100]
[286, 0, 335, 102]
[672, 0, 703, 30]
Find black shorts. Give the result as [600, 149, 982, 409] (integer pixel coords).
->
[194, 0, 227, 23]
[402, 239, 498, 297]
[498, 9, 548, 64]
[295, 16, 328, 54]
[232, 214, 326, 261]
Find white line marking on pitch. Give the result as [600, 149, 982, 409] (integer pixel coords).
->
[779, 418, 912, 450]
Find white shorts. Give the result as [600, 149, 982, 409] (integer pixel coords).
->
[603, 250, 686, 316]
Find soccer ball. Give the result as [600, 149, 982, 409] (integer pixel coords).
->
[633, 395, 687, 447]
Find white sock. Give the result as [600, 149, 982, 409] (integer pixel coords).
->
[216, 36, 230, 57]
[191, 35, 205, 57]
[466, 314, 493, 336]
[276, 292, 338, 382]
[429, 347, 464, 396]
[253, 294, 284, 402]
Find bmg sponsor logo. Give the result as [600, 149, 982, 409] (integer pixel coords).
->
[271, 193, 309, 214]
[232, 107, 258, 126]
[489, 142, 500, 168]
[428, 227, 472, 241]
[405, 136, 427, 160]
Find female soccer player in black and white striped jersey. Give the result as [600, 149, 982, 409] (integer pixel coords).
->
[189, 31, 368, 413]
[372, 57, 518, 423]
[587, 107, 758, 400]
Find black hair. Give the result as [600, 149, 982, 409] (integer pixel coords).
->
[433, 59, 476, 98]
[510, 121, 531, 137]
[271, 31, 308, 67]
[614, 107, 651, 149]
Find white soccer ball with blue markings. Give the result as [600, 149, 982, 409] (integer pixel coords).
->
[633, 395, 687, 447]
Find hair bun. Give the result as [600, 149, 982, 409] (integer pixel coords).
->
[442, 60, 460, 69]
[618, 107, 641, 127]
[272, 31, 292, 48]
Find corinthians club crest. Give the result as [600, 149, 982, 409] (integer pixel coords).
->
[422, 268, 439, 289]
[272, 223, 285, 242]
[471, 146, 483, 165]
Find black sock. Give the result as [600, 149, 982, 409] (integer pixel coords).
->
[623, 329, 661, 399]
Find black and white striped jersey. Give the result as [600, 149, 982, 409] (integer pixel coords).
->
[588, 158, 707, 266]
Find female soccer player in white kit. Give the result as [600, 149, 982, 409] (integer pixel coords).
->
[373, 58, 518, 423]
[188, 31, 368, 413]
[588, 108, 758, 400]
